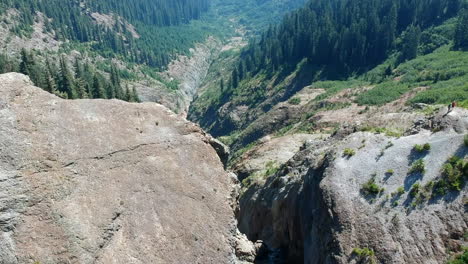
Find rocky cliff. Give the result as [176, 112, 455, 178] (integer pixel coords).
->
[236, 108, 468, 263]
[0, 73, 236, 264]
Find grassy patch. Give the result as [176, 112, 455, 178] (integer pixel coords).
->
[360, 126, 403, 138]
[355, 81, 412, 105]
[288, 97, 301, 105]
[352, 247, 376, 264]
[241, 161, 280, 189]
[343, 148, 356, 157]
[312, 79, 368, 101]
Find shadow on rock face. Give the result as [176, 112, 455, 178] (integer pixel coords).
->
[254, 244, 288, 264]
[404, 172, 424, 191]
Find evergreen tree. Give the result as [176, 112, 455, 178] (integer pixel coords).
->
[58, 56, 77, 99]
[399, 25, 421, 62]
[19, 48, 31, 76]
[125, 84, 131, 101]
[220, 79, 225, 92]
[131, 86, 140, 102]
[231, 68, 239, 88]
[454, 8, 468, 50]
[91, 74, 105, 99]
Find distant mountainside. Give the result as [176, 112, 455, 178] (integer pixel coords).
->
[0, 0, 308, 112]
[0, 0, 210, 69]
[188, 0, 468, 148]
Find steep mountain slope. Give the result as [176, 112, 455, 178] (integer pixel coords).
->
[237, 109, 468, 263]
[189, 0, 468, 151]
[0, 73, 236, 264]
[187, 1, 468, 263]
[0, 0, 309, 114]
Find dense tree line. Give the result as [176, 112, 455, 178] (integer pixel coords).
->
[454, 7, 468, 51]
[0, 0, 210, 69]
[231, 0, 465, 86]
[0, 49, 139, 102]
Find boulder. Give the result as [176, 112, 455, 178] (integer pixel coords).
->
[0, 73, 235, 264]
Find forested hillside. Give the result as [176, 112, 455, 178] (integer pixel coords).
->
[238, 0, 464, 79]
[0, 0, 308, 105]
[189, 0, 468, 140]
[215, 0, 307, 34]
[0, 0, 210, 69]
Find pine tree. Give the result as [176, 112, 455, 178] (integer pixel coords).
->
[125, 84, 131, 101]
[91, 74, 105, 99]
[131, 86, 140, 102]
[220, 79, 225, 92]
[454, 8, 468, 50]
[231, 68, 239, 88]
[399, 25, 421, 62]
[19, 48, 31, 76]
[58, 56, 77, 99]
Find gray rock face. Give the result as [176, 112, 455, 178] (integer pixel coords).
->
[0, 73, 235, 264]
[237, 109, 468, 263]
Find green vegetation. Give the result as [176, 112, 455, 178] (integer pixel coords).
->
[311, 80, 368, 102]
[352, 247, 376, 263]
[362, 177, 384, 196]
[386, 169, 394, 175]
[0, 49, 140, 101]
[0, 0, 211, 69]
[409, 159, 426, 174]
[343, 148, 356, 157]
[352, 247, 375, 257]
[391, 186, 405, 202]
[360, 126, 403, 138]
[464, 135, 468, 147]
[356, 82, 412, 105]
[414, 143, 431, 153]
[218, 0, 307, 34]
[397, 187, 405, 196]
[433, 156, 467, 195]
[447, 248, 468, 264]
[241, 161, 281, 189]
[288, 97, 301, 105]
[409, 183, 421, 198]
[235, 0, 462, 84]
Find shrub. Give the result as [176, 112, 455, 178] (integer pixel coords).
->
[441, 156, 466, 191]
[343, 148, 356, 157]
[447, 248, 468, 264]
[464, 134, 468, 147]
[397, 187, 405, 195]
[414, 143, 431, 152]
[362, 178, 383, 196]
[409, 159, 426, 174]
[386, 169, 394, 175]
[352, 247, 375, 257]
[288, 97, 301, 105]
[410, 183, 421, 197]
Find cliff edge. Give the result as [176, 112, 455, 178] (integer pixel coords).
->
[0, 73, 235, 264]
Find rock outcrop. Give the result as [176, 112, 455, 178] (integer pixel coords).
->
[0, 73, 235, 264]
[237, 109, 468, 263]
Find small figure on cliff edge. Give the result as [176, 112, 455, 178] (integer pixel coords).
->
[447, 101, 457, 114]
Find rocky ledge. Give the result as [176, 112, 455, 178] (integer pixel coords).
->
[237, 107, 468, 263]
[0, 73, 235, 264]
